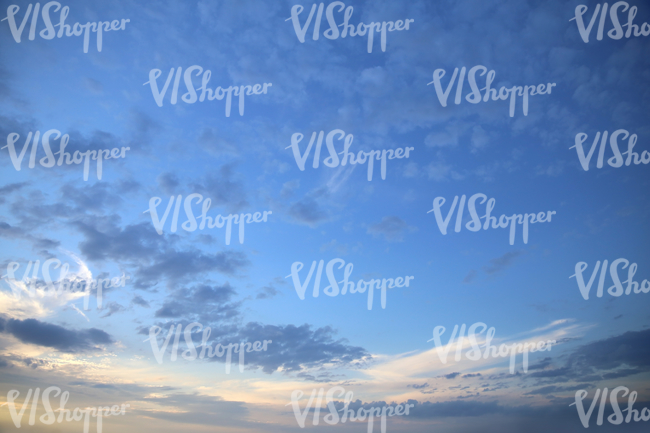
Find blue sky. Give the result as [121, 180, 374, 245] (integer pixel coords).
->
[0, 0, 649, 432]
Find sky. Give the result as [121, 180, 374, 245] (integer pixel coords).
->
[0, 0, 649, 431]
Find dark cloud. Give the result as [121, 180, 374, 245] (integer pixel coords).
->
[154, 283, 241, 321]
[0, 317, 113, 353]
[126, 109, 160, 150]
[60, 183, 124, 212]
[524, 384, 590, 396]
[403, 399, 506, 418]
[197, 127, 238, 157]
[0, 182, 28, 205]
[74, 219, 166, 262]
[527, 329, 650, 383]
[132, 392, 253, 429]
[73, 217, 249, 286]
[463, 269, 478, 283]
[136, 250, 249, 281]
[190, 164, 249, 213]
[280, 179, 300, 198]
[157, 172, 180, 195]
[568, 328, 650, 372]
[83, 77, 103, 95]
[99, 302, 126, 318]
[132, 295, 151, 307]
[233, 322, 371, 374]
[288, 195, 329, 226]
[0, 221, 60, 252]
[483, 250, 525, 275]
[367, 216, 416, 242]
[256, 285, 280, 300]
[407, 382, 429, 389]
[147, 314, 371, 376]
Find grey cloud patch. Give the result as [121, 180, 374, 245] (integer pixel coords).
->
[0, 221, 60, 252]
[281, 179, 300, 198]
[0, 182, 28, 204]
[524, 384, 592, 396]
[233, 322, 371, 374]
[256, 285, 280, 300]
[289, 194, 329, 227]
[154, 283, 241, 323]
[463, 269, 478, 283]
[527, 329, 650, 384]
[190, 164, 249, 213]
[60, 183, 124, 212]
[133, 392, 252, 429]
[367, 216, 416, 242]
[568, 328, 650, 372]
[132, 295, 150, 307]
[83, 77, 103, 95]
[0, 317, 113, 353]
[73, 218, 249, 285]
[145, 275, 370, 376]
[483, 250, 525, 275]
[74, 220, 166, 262]
[198, 127, 238, 156]
[402, 399, 506, 418]
[126, 109, 160, 150]
[136, 250, 249, 281]
[99, 302, 126, 318]
[157, 172, 180, 195]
